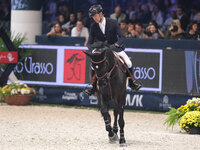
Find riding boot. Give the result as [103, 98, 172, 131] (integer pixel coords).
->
[127, 68, 142, 91]
[84, 70, 97, 96]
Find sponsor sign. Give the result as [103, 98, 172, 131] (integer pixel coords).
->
[125, 48, 163, 92]
[159, 95, 171, 111]
[14, 49, 57, 82]
[184, 50, 200, 95]
[64, 50, 86, 83]
[162, 50, 187, 95]
[31, 86, 192, 112]
[0, 51, 18, 63]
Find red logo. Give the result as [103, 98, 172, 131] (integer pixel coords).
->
[64, 50, 86, 83]
[0, 51, 18, 63]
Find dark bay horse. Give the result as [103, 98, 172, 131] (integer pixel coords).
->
[84, 48, 127, 147]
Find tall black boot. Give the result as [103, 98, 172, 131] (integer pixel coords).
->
[127, 68, 142, 91]
[84, 70, 97, 96]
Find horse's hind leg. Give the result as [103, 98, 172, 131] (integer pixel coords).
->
[118, 105, 126, 147]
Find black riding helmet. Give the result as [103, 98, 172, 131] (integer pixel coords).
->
[88, 5, 103, 17]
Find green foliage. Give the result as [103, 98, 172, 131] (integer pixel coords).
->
[0, 87, 3, 102]
[164, 107, 181, 129]
[0, 32, 32, 70]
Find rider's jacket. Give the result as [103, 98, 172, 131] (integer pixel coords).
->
[87, 18, 126, 52]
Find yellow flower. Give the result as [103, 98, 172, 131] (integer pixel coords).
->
[0, 81, 35, 97]
[179, 111, 200, 131]
[1, 85, 8, 92]
[21, 88, 30, 95]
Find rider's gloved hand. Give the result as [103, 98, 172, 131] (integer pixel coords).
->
[110, 43, 119, 50]
[110, 44, 116, 49]
[92, 48, 97, 53]
[110, 43, 120, 51]
[99, 47, 109, 52]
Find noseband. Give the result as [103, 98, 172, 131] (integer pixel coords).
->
[90, 56, 106, 65]
[91, 55, 116, 81]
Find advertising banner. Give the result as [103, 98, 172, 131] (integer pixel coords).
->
[184, 51, 200, 95]
[64, 50, 86, 83]
[162, 50, 196, 95]
[14, 45, 200, 96]
[32, 86, 192, 111]
[125, 48, 163, 92]
[0, 51, 18, 63]
[15, 48, 57, 82]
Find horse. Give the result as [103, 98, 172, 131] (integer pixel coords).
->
[84, 47, 127, 147]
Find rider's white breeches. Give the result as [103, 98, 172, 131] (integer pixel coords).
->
[117, 51, 132, 68]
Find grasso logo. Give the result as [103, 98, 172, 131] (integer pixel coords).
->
[15, 57, 54, 75]
[133, 67, 156, 80]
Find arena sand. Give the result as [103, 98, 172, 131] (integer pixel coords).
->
[0, 105, 199, 150]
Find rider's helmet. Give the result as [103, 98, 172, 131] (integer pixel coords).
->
[88, 4, 103, 17]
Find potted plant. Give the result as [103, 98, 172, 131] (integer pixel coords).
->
[0, 81, 35, 105]
[179, 111, 200, 134]
[164, 97, 200, 134]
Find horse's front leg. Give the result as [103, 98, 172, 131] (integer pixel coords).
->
[113, 108, 118, 134]
[100, 99, 117, 143]
[118, 105, 126, 147]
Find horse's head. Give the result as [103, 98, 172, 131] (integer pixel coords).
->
[83, 49, 107, 72]
[85, 48, 116, 78]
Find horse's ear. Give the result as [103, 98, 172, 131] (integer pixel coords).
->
[82, 50, 93, 59]
[101, 49, 106, 56]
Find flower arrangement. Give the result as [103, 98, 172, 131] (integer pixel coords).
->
[179, 111, 200, 132]
[0, 81, 35, 99]
[164, 97, 200, 133]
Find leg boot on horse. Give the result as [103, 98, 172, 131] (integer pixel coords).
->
[100, 100, 118, 144]
[84, 70, 97, 96]
[127, 68, 142, 91]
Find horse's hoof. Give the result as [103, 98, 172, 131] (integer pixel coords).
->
[119, 138, 126, 147]
[120, 143, 127, 147]
[109, 133, 119, 143]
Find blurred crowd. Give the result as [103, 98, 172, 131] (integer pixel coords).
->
[1, 0, 200, 40]
[0, 0, 10, 31]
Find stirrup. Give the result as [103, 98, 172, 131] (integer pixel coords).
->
[133, 80, 142, 91]
[129, 80, 142, 91]
[83, 88, 96, 96]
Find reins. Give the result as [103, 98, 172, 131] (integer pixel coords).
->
[96, 59, 116, 80]
[91, 53, 118, 100]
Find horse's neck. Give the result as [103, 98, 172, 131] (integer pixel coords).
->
[107, 50, 115, 64]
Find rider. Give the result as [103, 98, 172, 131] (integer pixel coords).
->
[84, 4, 142, 96]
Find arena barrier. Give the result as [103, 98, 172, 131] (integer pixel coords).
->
[31, 85, 192, 112]
[1, 44, 199, 111]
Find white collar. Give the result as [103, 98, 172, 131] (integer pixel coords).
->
[98, 17, 106, 34]
[99, 17, 106, 26]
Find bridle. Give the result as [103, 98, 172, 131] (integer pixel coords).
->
[91, 52, 117, 100]
[91, 55, 117, 81]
